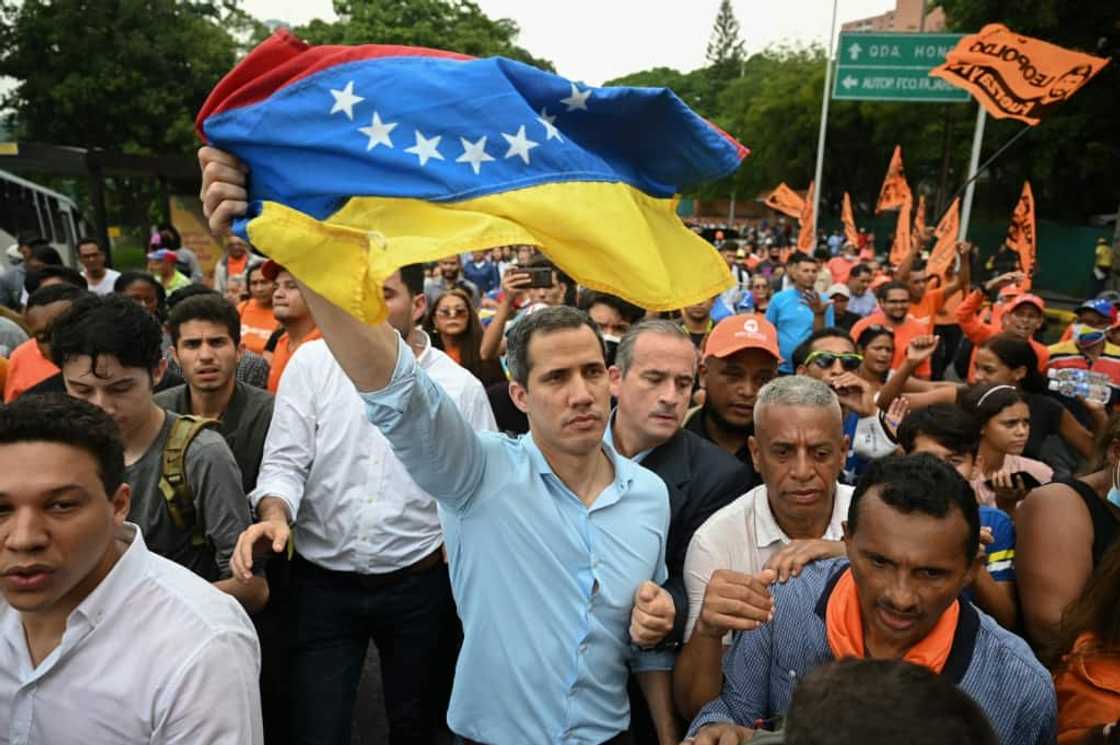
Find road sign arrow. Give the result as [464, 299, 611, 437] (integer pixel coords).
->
[842, 75, 859, 90]
[848, 42, 862, 61]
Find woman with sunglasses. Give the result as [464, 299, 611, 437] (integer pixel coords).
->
[958, 382, 1053, 510]
[878, 333, 1105, 466]
[1017, 415, 1120, 649]
[425, 289, 505, 386]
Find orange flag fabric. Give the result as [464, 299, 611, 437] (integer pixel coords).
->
[797, 181, 816, 253]
[930, 24, 1109, 126]
[889, 195, 912, 267]
[1005, 181, 1036, 278]
[765, 182, 806, 219]
[927, 198, 961, 279]
[842, 192, 859, 246]
[876, 146, 912, 213]
[913, 194, 927, 244]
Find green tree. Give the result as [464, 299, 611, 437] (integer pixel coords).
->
[706, 0, 746, 76]
[297, 0, 553, 71]
[0, 0, 246, 154]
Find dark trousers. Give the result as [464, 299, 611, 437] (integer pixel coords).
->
[288, 553, 460, 745]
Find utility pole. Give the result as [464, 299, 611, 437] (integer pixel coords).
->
[810, 0, 839, 238]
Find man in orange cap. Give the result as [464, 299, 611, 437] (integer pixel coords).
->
[684, 314, 780, 468]
[955, 272, 1050, 380]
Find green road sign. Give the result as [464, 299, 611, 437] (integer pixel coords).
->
[833, 32, 970, 102]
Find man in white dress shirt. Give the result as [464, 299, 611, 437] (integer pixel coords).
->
[672, 375, 854, 720]
[0, 393, 262, 745]
[231, 264, 496, 745]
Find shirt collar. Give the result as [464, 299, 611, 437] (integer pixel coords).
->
[525, 430, 636, 509]
[603, 410, 654, 464]
[753, 483, 846, 550]
[70, 523, 148, 629]
[412, 328, 434, 369]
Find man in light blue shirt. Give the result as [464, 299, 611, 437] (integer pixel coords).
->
[246, 293, 678, 744]
[766, 252, 834, 373]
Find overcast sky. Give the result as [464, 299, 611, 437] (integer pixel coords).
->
[242, 0, 896, 85]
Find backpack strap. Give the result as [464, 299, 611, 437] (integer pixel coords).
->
[158, 415, 218, 549]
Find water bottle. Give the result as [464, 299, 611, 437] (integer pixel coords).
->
[1048, 379, 1111, 405]
[1047, 367, 1112, 388]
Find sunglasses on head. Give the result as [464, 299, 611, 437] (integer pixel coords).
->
[805, 350, 863, 371]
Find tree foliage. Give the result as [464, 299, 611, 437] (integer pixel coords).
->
[0, 0, 250, 154]
[706, 0, 746, 77]
[296, 0, 553, 71]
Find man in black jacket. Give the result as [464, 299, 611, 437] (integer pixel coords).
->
[606, 319, 757, 742]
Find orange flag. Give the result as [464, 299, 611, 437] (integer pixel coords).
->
[1005, 181, 1036, 278]
[930, 24, 1109, 126]
[797, 181, 815, 252]
[765, 182, 806, 219]
[889, 195, 912, 267]
[927, 198, 960, 279]
[913, 194, 927, 244]
[876, 146, 912, 214]
[842, 192, 859, 246]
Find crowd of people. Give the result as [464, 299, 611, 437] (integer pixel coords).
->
[0, 147, 1117, 745]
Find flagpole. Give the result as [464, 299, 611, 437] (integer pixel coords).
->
[811, 0, 839, 240]
[958, 104, 986, 241]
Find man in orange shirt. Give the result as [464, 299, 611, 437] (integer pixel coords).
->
[850, 282, 934, 379]
[214, 234, 262, 297]
[955, 288, 1050, 379]
[238, 263, 278, 356]
[3, 285, 85, 402]
[896, 242, 972, 327]
[263, 260, 320, 392]
[826, 242, 860, 285]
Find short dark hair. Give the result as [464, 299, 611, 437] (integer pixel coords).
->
[29, 243, 63, 266]
[506, 305, 604, 387]
[784, 659, 998, 745]
[579, 291, 645, 325]
[169, 293, 241, 347]
[166, 283, 215, 310]
[957, 382, 1027, 431]
[398, 264, 424, 298]
[848, 453, 980, 562]
[877, 280, 911, 301]
[50, 294, 164, 374]
[849, 263, 872, 279]
[25, 265, 86, 294]
[855, 323, 893, 349]
[787, 251, 817, 267]
[897, 405, 980, 458]
[246, 262, 267, 284]
[77, 237, 104, 253]
[792, 327, 856, 368]
[0, 393, 126, 497]
[113, 271, 167, 316]
[26, 283, 87, 311]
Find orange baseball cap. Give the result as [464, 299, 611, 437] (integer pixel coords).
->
[704, 313, 782, 361]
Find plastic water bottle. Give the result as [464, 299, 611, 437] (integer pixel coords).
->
[1048, 379, 1112, 405]
[1048, 367, 1112, 388]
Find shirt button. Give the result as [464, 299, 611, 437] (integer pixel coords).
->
[579, 643, 589, 654]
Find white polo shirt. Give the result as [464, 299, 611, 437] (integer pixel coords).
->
[0, 523, 262, 745]
[683, 482, 853, 641]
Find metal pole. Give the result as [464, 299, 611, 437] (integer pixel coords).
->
[919, 0, 928, 32]
[728, 189, 736, 225]
[811, 0, 839, 238]
[958, 104, 987, 241]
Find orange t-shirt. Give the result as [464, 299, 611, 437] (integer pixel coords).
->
[1053, 632, 1120, 745]
[267, 327, 322, 393]
[3, 339, 59, 402]
[851, 311, 933, 378]
[238, 299, 279, 356]
[909, 286, 947, 328]
[227, 254, 249, 279]
[827, 255, 858, 284]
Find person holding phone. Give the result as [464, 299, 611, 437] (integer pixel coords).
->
[958, 382, 1053, 512]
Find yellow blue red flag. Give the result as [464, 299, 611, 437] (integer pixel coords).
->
[197, 31, 748, 323]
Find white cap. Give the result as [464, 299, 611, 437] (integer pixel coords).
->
[826, 283, 851, 299]
[5, 244, 21, 262]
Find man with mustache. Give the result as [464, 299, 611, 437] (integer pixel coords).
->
[204, 145, 679, 745]
[685, 454, 1056, 745]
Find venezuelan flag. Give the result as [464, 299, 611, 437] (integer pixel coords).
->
[197, 31, 747, 324]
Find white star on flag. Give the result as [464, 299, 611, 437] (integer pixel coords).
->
[456, 136, 495, 175]
[501, 125, 539, 165]
[358, 111, 397, 150]
[560, 82, 591, 112]
[329, 81, 364, 120]
[536, 108, 563, 142]
[405, 130, 444, 166]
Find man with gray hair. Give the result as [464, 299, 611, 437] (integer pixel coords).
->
[672, 375, 853, 720]
[607, 319, 755, 742]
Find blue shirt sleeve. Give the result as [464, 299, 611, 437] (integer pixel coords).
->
[686, 613, 774, 735]
[980, 506, 1016, 582]
[359, 334, 487, 511]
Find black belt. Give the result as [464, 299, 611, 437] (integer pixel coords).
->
[291, 547, 443, 591]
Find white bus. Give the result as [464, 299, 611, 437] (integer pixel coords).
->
[0, 168, 86, 270]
